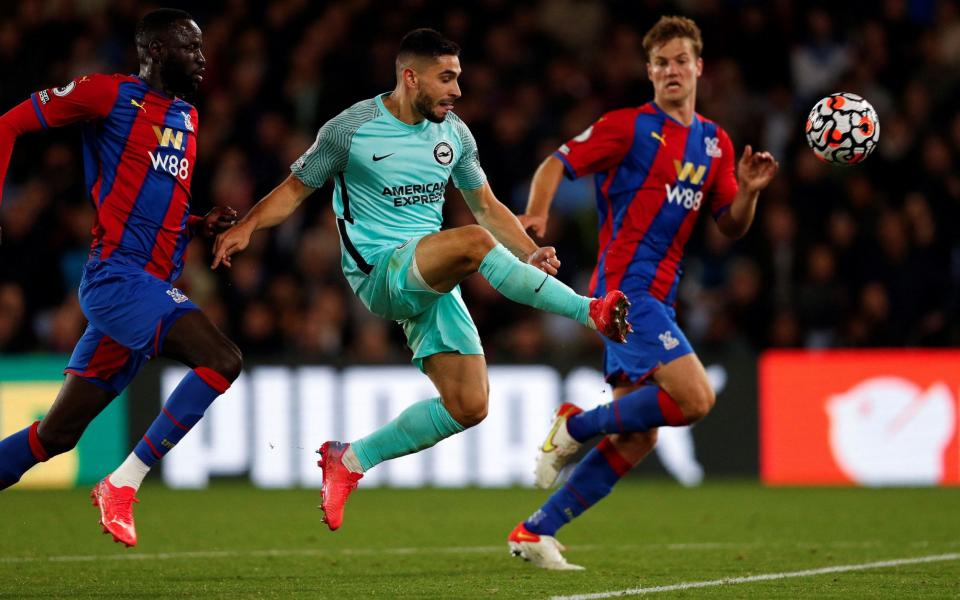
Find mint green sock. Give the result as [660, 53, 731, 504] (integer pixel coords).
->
[478, 243, 591, 326]
[351, 397, 465, 471]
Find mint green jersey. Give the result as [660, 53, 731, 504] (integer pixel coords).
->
[290, 93, 486, 292]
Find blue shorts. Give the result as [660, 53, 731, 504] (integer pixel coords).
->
[602, 292, 693, 385]
[65, 261, 197, 394]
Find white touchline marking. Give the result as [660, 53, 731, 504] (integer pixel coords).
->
[0, 542, 956, 565]
[0, 543, 773, 564]
[0, 547, 507, 564]
[549, 553, 960, 600]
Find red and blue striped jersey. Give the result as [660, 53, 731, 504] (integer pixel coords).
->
[28, 74, 198, 282]
[554, 102, 738, 305]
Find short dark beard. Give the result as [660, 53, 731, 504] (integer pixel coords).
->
[414, 90, 445, 123]
[161, 57, 198, 99]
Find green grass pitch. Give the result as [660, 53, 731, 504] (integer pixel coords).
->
[2, 480, 959, 598]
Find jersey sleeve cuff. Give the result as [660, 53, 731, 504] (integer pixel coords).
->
[553, 151, 578, 180]
[453, 175, 487, 192]
[290, 168, 323, 189]
[29, 94, 49, 129]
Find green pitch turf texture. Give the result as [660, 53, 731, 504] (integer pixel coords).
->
[2, 480, 958, 598]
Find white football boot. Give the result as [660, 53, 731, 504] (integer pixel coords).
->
[508, 522, 585, 571]
[535, 402, 583, 489]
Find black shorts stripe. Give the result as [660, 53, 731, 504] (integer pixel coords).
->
[336, 217, 373, 275]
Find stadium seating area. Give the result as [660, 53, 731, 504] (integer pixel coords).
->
[1, 0, 958, 361]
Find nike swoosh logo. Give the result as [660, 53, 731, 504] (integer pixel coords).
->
[372, 153, 395, 161]
[514, 532, 539, 542]
[534, 275, 549, 293]
[541, 418, 563, 453]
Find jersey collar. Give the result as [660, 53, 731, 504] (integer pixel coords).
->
[651, 101, 698, 129]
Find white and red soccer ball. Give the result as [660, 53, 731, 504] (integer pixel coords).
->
[805, 92, 879, 165]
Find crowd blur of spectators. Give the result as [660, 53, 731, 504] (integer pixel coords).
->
[1, 0, 959, 365]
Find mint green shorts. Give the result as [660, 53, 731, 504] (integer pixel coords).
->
[354, 236, 484, 372]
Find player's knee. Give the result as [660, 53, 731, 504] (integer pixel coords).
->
[610, 430, 657, 463]
[681, 385, 715, 423]
[207, 341, 243, 383]
[464, 224, 496, 250]
[456, 403, 488, 428]
[636, 428, 659, 448]
[611, 430, 656, 446]
[446, 390, 489, 428]
[462, 224, 497, 270]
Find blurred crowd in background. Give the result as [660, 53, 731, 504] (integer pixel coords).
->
[1, 0, 959, 366]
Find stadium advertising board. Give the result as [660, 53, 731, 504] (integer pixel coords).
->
[154, 355, 757, 488]
[760, 350, 960, 486]
[159, 365, 558, 488]
[0, 356, 126, 489]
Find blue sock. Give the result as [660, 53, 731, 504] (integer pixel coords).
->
[0, 422, 50, 490]
[525, 438, 631, 536]
[134, 367, 230, 466]
[566, 386, 686, 442]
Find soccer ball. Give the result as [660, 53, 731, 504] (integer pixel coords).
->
[805, 92, 879, 165]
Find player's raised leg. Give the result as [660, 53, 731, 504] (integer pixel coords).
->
[510, 429, 656, 570]
[318, 352, 487, 530]
[96, 310, 242, 547]
[414, 225, 631, 343]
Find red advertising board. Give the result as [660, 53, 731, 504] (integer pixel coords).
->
[760, 350, 960, 486]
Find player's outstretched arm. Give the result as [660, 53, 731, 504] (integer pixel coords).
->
[520, 155, 566, 239]
[0, 76, 118, 243]
[0, 100, 46, 221]
[461, 182, 561, 275]
[0, 101, 40, 244]
[212, 174, 314, 269]
[717, 145, 779, 239]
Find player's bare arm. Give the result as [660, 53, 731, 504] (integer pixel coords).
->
[212, 174, 313, 269]
[717, 145, 779, 239]
[461, 182, 561, 275]
[520, 155, 566, 239]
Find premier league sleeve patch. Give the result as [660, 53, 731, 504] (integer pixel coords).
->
[52, 81, 77, 97]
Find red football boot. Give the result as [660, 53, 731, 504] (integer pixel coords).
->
[589, 290, 632, 343]
[91, 477, 139, 547]
[317, 441, 363, 531]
